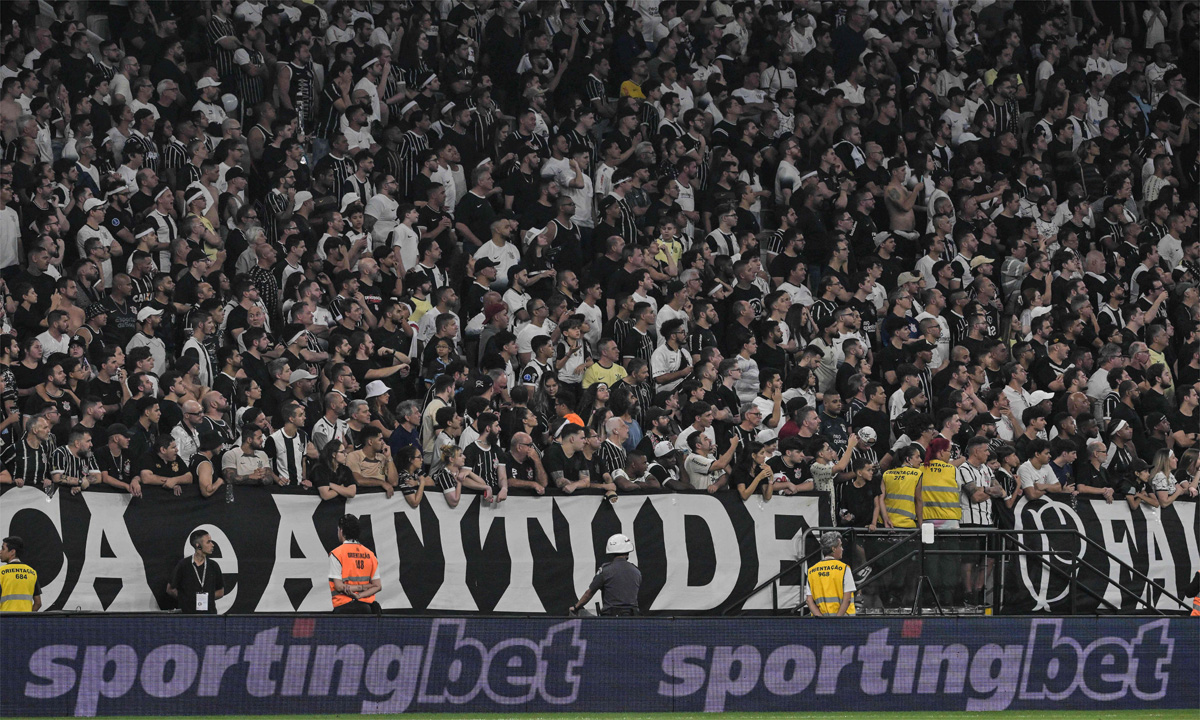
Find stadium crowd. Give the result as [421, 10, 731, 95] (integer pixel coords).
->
[0, 0, 1197, 571]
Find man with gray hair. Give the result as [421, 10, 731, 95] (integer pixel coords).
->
[345, 399, 372, 450]
[388, 400, 422, 455]
[597, 417, 629, 488]
[805, 531, 857, 617]
[1086, 344, 1125, 418]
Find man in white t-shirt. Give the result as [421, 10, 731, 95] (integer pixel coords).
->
[221, 427, 275, 485]
[473, 218, 522, 289]
[1016, 439, 1061, 500]
[774, 137, 803, 205]
[683, 432, 737, 491]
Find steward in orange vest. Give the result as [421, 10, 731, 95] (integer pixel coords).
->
[328, 514, 381, 614]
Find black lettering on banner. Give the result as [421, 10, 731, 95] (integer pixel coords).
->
[0, 486, 1192, 614]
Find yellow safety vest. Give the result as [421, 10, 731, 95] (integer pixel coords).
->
[922, 460, 962, 521]
[0, 562, 38, 611]
[883, 466, 922, 528]
[807, 558, 855, 616]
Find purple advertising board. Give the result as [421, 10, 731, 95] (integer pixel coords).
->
[1, 615, 1194, 716]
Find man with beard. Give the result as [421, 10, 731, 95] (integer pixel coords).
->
[222, 425, 275, 486]
[463, 412, 506, 503]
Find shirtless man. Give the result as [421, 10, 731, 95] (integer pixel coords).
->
[884, 158, 917, 240]
[0, 78, 22, 143]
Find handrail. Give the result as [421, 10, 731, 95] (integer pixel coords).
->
[721, 525, 1189, 616]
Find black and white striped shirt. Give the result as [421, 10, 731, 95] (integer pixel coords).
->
[51, 446, 98, 484]
[597, 439, 627, 481]
[462, 441, 499, 491]
[585, 74, 606, 105]
[563, 127, 597, 171]
[613, 194, 637, 242]
[315, 83, 342, 141]
[127, 130, 158, 173]
[207, 13, 238, 81]
[161, 138, 187, 173]
[982, 98, 1019, 136]
[93, 60, 117, 84]
[397, 130, 430, 200]
[263, 189, 289, 243]
[324, 152, 357, 200]
[1, 435, 52, 485]
[267, 427, 309, 485]
[957, 460, 995, 526]
[234, 47, 267, 116]
[432, 467, 457, 492]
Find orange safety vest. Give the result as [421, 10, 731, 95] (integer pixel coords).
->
[329, 541, 378, 607]
[1191, 597, 1199, 617]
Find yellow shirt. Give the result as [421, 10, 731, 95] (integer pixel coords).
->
[620, 80, 645, 99]
[410, 296, 433, 325]
[0, 561, 39, 611]
[582, 361, 627, 389]
[807, 558, 856, 615]
[655, 238, 683, 267]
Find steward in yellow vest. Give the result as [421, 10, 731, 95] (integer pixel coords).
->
[882, 444, 924, 528]
[1, 536, 42, 612]
[922, 440, 962, 522]
[806, 531, 856, 616]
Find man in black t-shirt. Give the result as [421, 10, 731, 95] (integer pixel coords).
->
[499, 432, 547, 494]
[166, 529, 225, 614]
[94, 423, 137, 492]
[541, 423, 590, 492]
[766, 437, 812, 493]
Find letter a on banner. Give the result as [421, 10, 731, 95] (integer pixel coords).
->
[72, 493, 157, 611]
[259, 495, 336, 611]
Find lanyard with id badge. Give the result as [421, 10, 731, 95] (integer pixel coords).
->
[193, 561, 209, 612]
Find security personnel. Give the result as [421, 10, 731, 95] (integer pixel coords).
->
[0, 536, 42, 612]
[921, 437, 963, 524]
[570, 534, 641, 616]
[329, 514, 381, 614]
[882, 444, 924, 528]
[166, 529, 226, 614]
[921, 437, 963, 603]
[879, 443, 923, 608]
[806, 531, 856, 616]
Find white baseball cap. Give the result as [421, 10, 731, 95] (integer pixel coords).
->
[136, 307, 163, 322]
[289, 369, 317, 384]
[292, 190, 313, 212]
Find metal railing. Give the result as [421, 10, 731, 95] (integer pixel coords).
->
[720, 526, 1193, 616]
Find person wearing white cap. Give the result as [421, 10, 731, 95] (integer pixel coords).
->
[126, 306, 167, 376]
[74, 197, 122, 288]
[193, 76, 228, 128]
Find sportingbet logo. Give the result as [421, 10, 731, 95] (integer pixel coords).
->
[658, 619, 1175, 712]
[23, 619, 586, 716]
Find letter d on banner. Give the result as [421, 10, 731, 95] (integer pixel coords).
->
[649, 495, 740, 610]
